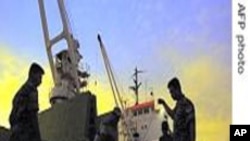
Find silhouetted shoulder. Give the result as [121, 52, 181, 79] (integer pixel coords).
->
[159, 135, 173, 141]
[179, 97, 194, 111]
[180, 96, 195, 123]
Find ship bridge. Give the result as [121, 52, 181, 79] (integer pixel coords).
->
[126, 100, 155, 117]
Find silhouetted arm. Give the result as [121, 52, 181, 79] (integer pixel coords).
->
[158, 98, 174, 119]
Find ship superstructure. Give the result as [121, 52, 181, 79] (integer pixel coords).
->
[120, 69, 162, 141]
[124, 101, 162, 141]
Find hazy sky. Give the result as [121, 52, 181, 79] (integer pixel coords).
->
[0, 0, 231, 140]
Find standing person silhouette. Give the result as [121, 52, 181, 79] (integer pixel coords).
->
[159, 121, 173, 141]
[158, 77, 196, 141]
[9, 63, 44, 141]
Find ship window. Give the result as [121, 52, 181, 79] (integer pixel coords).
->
[138, 109, 143, 115]
[131, 127, 136, 133]
[141, 125, 147, 130]
[144, 108, 149, 114]
[133, 111, 137, 116]
[142, 125, 147, 130]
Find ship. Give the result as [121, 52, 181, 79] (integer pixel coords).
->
[97, 35, 163, 141]
[118, 68, 162, 141]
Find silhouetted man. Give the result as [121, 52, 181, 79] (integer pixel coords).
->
[158, 77, 196, 141]
[9, 63, 44, 141]
[94, 107, 121, 141]
[159, 121, 173, 141]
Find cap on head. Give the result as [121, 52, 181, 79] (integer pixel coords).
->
[168, 77, 181, 90]
[29, 62, 44, 77]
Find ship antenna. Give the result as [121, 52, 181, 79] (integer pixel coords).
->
[129, 67, 143, 105]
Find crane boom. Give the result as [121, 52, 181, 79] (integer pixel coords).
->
[97, 34, 135, 140]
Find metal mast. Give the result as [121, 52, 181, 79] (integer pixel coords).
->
[129, 67, 143, 105]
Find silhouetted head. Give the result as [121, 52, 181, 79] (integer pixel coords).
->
[167, 77, 183, 101]
[111, 107, 121, 125]
[113, 107, 122, 118]
[28, 63, 44, 87]
[161, 121, 170, 134]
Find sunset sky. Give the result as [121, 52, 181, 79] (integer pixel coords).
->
[0, 0, 231, 140]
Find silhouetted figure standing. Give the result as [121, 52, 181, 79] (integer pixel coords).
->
[94, 107, 121, 141]
[9, 63, 44, 141]
[159, 121, 173, 141]
[158, 77, 196, 141]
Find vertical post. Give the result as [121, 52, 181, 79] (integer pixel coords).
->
[38, 0, 56, 84]
[57, 0, 80, 93]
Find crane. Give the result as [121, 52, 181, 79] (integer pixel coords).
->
[38, 0, 89, 105]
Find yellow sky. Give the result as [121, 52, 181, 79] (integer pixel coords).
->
[0, 46, 231, 141]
